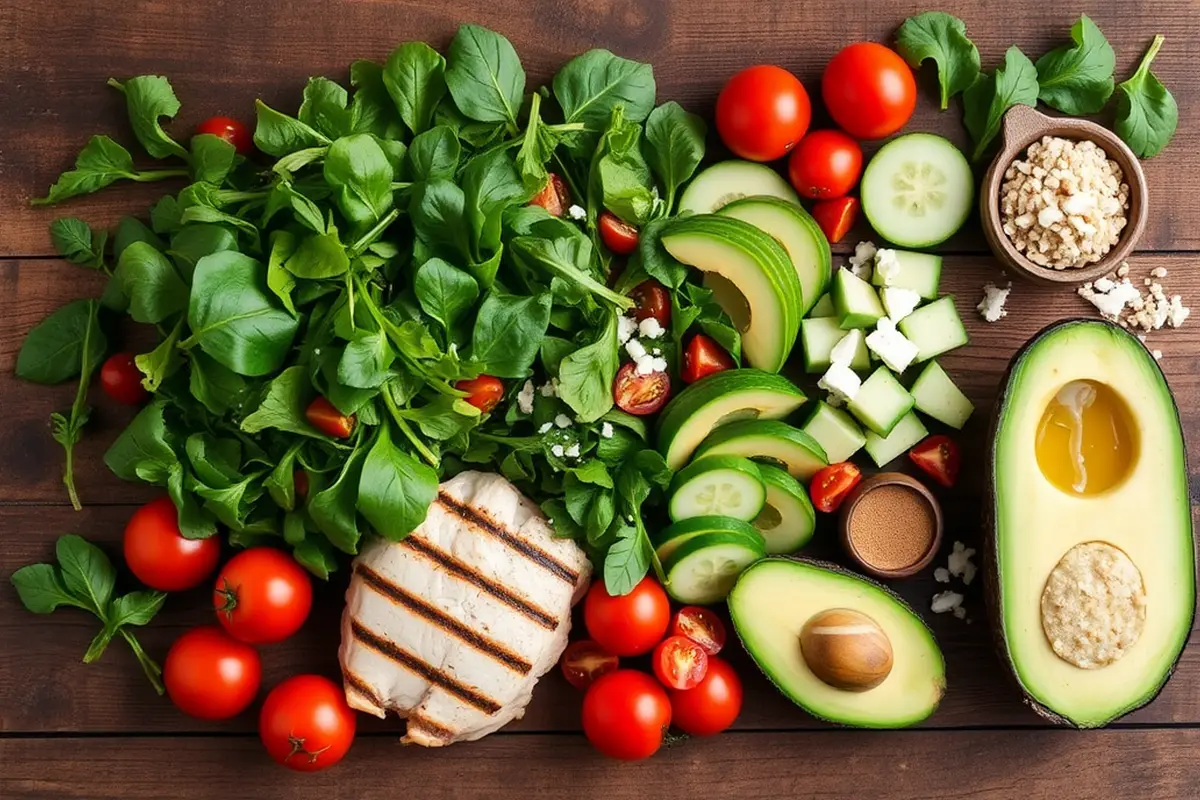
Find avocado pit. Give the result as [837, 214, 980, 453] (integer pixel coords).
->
[800, 608, 894, 692]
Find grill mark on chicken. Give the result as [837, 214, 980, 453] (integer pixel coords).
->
[350, 619, 503, 715]
[401, 535, 559, 631]
[437, 491, 580, 585]
[343, 669, 385, 710]
[356, 563, 534, 675]
[406, 712, 456, 742]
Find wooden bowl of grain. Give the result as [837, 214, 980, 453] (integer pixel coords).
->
[980, 104, 1148, 286]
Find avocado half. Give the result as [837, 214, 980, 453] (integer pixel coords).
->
[985, 319, 1196, 728]
[729, 557, 946, 728]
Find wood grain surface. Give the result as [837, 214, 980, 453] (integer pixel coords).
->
[3, 1, 1199, 798]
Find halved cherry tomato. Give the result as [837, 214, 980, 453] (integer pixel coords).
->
[810, 462, 863, 513]
[671, 606, 727, 655]
[529, 173, 570, 217]
[560, 639, 620, 690]
[584, 576, 671, 657]
[822, 43, 917, 140]
[682, 334, 734, 384]
[293, 470, 309, 500]
[630, 280, 671, 326]
[214, 547, 313, 645]
[455, 375, 505, 413]
[716, 65, 811, 162]
[598, 211, 639, 255]
[652, 635, 709, 691]
[613, 362, 671, 416]
[669, 656, 743, 736]
[195, 116, 253, 155]
[305, 396, 355, 438]
[811, 196, 860, 244]
[582, 669, 671, 761]
[124, 496, 220, 592]
[100, 352, 149, 405]
[910, 434, 961, 488]
[788, 130, 863, 200]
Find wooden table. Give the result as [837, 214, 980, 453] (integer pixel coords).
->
[3, 1, 1198, 797]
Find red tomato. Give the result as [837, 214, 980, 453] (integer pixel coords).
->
[164, 625, 261, 720]
[716, 65, 811, 162]
[630, 280, 671, 326]
[124, 496, 220, 592]
[584, 576, 670, 657]
[100, 352, 149, 405]
[293, 470, 309, 500]
[598, 211, 639, 255]
[671, 606, 727, 655]
[787, 130, 864, 199]
[529, 173, 570, 217]
[195, 116, 253, 155]
[305, 396, 356, 438]
[560, 639, 620, 690]
[260, 675, 356, 772]
[681, 334, 734, 384]
[811, 196, 861, 244]
[909, 434, 961, 488]
[810, 462, 863, 513]
[613, 362, 671, 416]
[214, 548, 313, 645]
[652, 635, 709, 691]
[582, 670, 671, 761]
[455, 375, 505, 413]
[669, 656, 743, 736]
[822, 42, 917, 140]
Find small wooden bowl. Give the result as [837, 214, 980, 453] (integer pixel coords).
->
[980, 105, 1148, 286]
[838, 473, 943, 580]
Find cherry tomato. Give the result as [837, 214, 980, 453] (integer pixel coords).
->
[652, 635, 709, 691]
[214, 547, 313, 645]
[164, 625, 261, 720]
[909, 434, 961, 488]
[811, 196, 861, 244]
[582, 670, 671, 761]
[788, 130, 863, 200]
[681, 334, 735, 384]
[716, 65, 811, 162]
[305, 396, 356, 439]
[822, 42, 917, 140]
[613, 362, 671, 416]
[669, 656, 743, 736]
[671, 606, 727, 655]
[810, 462, 863, 513]
[630, 280, 671, 326]
[598, 211, 639, 255]
[455, 375, 505, 413]
[195, 116, 253, 155]
[560, 639, 620, 690]
[260, 674, 356, 772]
[124, 496, 220, 592]
[100, 352, 149, 405]
[293, 470, 309, 500]
[583, 576, 670, 657]
[529, 173, 570, 217]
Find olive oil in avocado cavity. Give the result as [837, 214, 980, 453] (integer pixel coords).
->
[1036, 381, 1137, 495]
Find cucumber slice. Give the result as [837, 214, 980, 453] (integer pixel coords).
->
[897, 296, 969, 362]
[801, 401, 867, 463]
[871, 250, 943, 299]
[861, 134, 973, 248]
[668, 455, 766, 523]
[694, 419, 828, 482]
[909, 361, 975, 429]
[753, 464, 816, 554]
[864, 411, 929, 467]
[664, 532, 765, 604]
[679, 161, 800, 215]
[847, 366, 915, 437]
[800, 318, 870, 373]
[809, 293, 836, 318]
[832, 268, 885, 330]
[652, 515, 766, 563]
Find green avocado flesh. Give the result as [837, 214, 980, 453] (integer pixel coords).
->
[729, 558, 945, 728]
[991, 321, 1195, 728]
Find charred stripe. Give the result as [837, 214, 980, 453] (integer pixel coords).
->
[406, 712, 456, 742]
[343, 669, 385, 710]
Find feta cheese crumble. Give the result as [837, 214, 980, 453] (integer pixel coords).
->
[600, 422, 614, 439]
[818, 363, 862, 403]
[635, 354, 669, 375]
[564, 443, 581, 458]
[567, 204, 586, 221]
[865, 318, 919, 373]
[829, 330, 862, 367]
[881, 287, 921, 322]
[554, 414, 573, 429]
[934, 567, 950, 584]
[874, 248, 901, 285]
[551, 444, 565, 458]
[977, 282, 1012, 323]
[625, 338, 647, 360]
[637, 317, 665, 340]
[947, 541, 977, 586]
[516, 380, 536, 414]
[617, 315, 638, 344]
[538, 422, 553, 434]
[848, 241, 877, 280]
[1078, 278, 1141, 319]
[539, 378, 559, 398]
[931, 591, 965, 615]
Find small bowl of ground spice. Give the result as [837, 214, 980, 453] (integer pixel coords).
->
[838, 473, 943, 580]
[981, 104, 1148, 286]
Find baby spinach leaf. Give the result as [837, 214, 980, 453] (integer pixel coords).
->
[414, 257, 479, 335]
[309, 447, 366, 553]
[338, 330, 394, 389]
[169, 224, 239, 279]
[50, 218, 107, 268]
[151, 196, 183, 234]
[558, 312, 618, 424]
[470, 291, 552, 378]
[383, 41, 447, 136]
[462, 150, 527, 255]
[407, 126, 461, 181]
[644, 101, 705, 213]
[167, 462, 219, 539]
[285, 228, 351, 279]
[253, 99, 332, 157]
[113, 217, 165, 261]
[603, 523, 650, 596]
[114, 241, 189, 324]
[637, 217, 688, 289]
[189, 351, 248, 416]
[264, 181, 326, 234]
[189, 134, 237, 184]
[359, 424, 438, 541]
[104, 400, 178, 484]
[299, 77, 353, 139]
[240, 366, 325, 437]
[11, 563, 84, 614]
[16, 299, 107, 385]
[1115, 35, 1178, 159]
[553, 49, 656, 128]
[107, 75, 188, 160]
[963, 47, 1039, 161]
[33, 136, 186, 205]
[1035, 14, 1115, 115]
[410, 179, 472, 263]
[895, 12, 981, 110]
[396, 396, 480, 440]
[324, 134, 394, 230]
[445, 24, 525, 132]
[347, 60, 401, 139]
[265, 443, 304, 512]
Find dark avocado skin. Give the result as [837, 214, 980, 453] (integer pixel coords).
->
[982, 318, 1197, 728]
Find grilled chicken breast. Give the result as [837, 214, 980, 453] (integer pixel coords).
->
[339, 471, 591, 746]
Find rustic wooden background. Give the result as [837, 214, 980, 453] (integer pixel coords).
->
[2, 1, 1198, 798]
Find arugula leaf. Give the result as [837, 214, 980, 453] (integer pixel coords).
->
[299, 77, 353, 139]
[383, 41, 447, 136]
[558, 311, 619, 424]
[309, 447, 366, 554]
[636, 217, 688, 289]
[644, 102, 705, 213]
[397, 396, 481, 440]
[445, 24, 525, 132]
[189, 134, 237, 184]
[104, 400, 178, 484]
[554, 49, 656, 128]
[107, 76, 188, 160]
[338, 331, 395, 389]
[240, 366, 325, 437]
[10, 563, 83, 614]
[50, 218, 107, 268]
[324, 134, 395, 230]
[1115, 35, 1178, 159]
[1035, 14, 1115, 115]
[358, 424, 439, 541]
[470, 291, 552, 378]
[114, 241, 189, 324]
[135, 318, 184, 392]
[963, 47, 1040, 161]
[407, 126, 461, 181]
[414, 257, 480, 336]
[33, 135, 187, 205]
[509, 236, 634, 309]
[603, 523, 651, 595]
[16, 299, 107, 385]
[253, 99, 332, 157]
[895, 12, 981, 110]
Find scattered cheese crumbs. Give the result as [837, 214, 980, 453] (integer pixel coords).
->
[1169, 295, 1190, 328]
[948, 541, 977, 586]
[539, 378, 559, 398]
[1079, 262, 1190, 335]
[638, 317, 665, 339]
[882, 287, 921, 322]
[934, 567, 950, 584]
[636, 354, 669, 375]
[567, 204, 586, 221]
[829, 330, 862, 367]
[977, 282, 1012, 323]
[818, 363, 862, 403]
[953, 606, 968, 620]
[625, 339, 647, 360]
[651, 347, 662, 356]
[931, 591, 964, 615]
[1117, 263, 1130, 278]
[564, 443, 581, 459]
[617, 315, 638, 344]
[1153, 349, 1163, 360]
[538, 422, 553, 434]
[516, 380, 536, 414]
[1078, 278, 1141, 319]
[551, 444, 565, 458]
[1092, 276, 1115, 293]
[874, 248, 901, 285]
[600, 422, 614, 439]
[848, 241, 877, 279]
[554, 414, 573, 429]
[1151, 266, 1168, 278]
[866, 318, 919, 373]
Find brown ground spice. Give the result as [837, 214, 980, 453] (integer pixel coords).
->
[849, 485, 935, 571]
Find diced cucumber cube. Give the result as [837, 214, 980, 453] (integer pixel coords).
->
[809, 293, 836, 318]
[801, 401, 867, 463]
[898, 296, 969, 362]
[870, 250, 943, 299]
[910, 361, 975, 429]
[864, 411, 929, 467]
[801, 318, 870, 373]
[832, 268, 885, 330]
[847, 366, 915, 436]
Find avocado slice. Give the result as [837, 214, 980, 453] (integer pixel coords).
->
[661, 215, 803, 373]
[988, 320, 1195, 728]
[657, 369, 807, 470]
[694, 419, 828, 481]
[729, 558, 945, 727]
